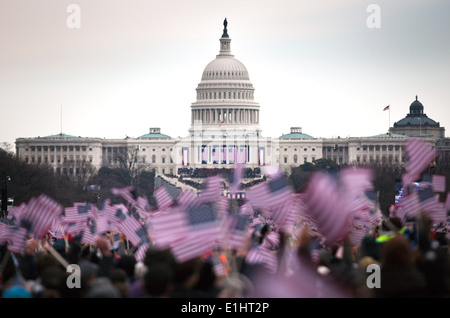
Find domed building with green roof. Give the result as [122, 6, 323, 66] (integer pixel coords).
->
[14, 20, 449, 180]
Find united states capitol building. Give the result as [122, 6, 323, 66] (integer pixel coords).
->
[15, 20, 449, 180]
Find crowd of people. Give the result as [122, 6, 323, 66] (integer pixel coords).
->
[0, 210, 448, 299]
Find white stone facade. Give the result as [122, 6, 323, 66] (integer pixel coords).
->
[14, 22, 448, 179]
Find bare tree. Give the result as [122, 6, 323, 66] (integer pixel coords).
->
[114, 146, 152, 186]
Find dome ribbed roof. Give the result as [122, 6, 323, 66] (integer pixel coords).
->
[394, 115, 439, 127]
[393, 96, 440, 127]
[201, 58, 249, 81]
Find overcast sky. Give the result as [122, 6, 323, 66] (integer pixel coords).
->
[1, 0, 449, 148]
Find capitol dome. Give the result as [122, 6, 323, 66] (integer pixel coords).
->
[190, 19, 260, 132]
[201, 58, 249, 81]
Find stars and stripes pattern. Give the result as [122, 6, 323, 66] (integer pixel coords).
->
[0, 136, 448, 271]
[111, 185, 138, 206]
[402, 138, 438, 187]
[229, 163, 244, 194]
[154, 186, 174, 211]
[245, 246, 278, 274]
[64, 202, 95, 223]
[432, 174, 446, 193]
[22, 194, 63, 239]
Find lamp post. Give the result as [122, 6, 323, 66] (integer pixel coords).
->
[1, 176, 11, 218]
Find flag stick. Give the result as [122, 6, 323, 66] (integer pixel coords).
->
[46, 244, 70, 269]
[0, 250, 11, 275]
[388, 106, 391, 133]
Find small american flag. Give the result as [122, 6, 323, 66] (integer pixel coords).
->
[402, 138, 438, 187]
[64, 203, 94, 223]
[229, 163, 244, 194]
[5, 224, 29, 253]
[432, 175, 446, 193]
[304, 172, 352, 245]
[118, 216, 149, 246]
[226, 214, 251, 250]
[400, 191, 421, 219]
[245, 246, 278, 274]
[134, 242, 150, 263]
[65, 220, 86, 236]
[162, 203, 222, 262]
[96, 212, 112, 235]
[418, 187, 438, 209]
[198, 175, 222, 204]
[170, 232, 217, 263]
[154, 186, 174, 211]
[136, 196, 152, 212]
[430, 202, 447, 223]
[246, 173, 293, 211]
[339, 168, 374, 199]
[81, 218, 98, 245]
[176, 189, 198, 209]
[111, 186, 138, 206]
[150, 206, 189, 248]
[7, 202, 27, 222]
[24, 194, 63, 239]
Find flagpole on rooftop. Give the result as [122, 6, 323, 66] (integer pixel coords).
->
[383, 105, 390, 135]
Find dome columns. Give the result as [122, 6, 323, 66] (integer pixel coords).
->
[191, 107, 259, 126]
